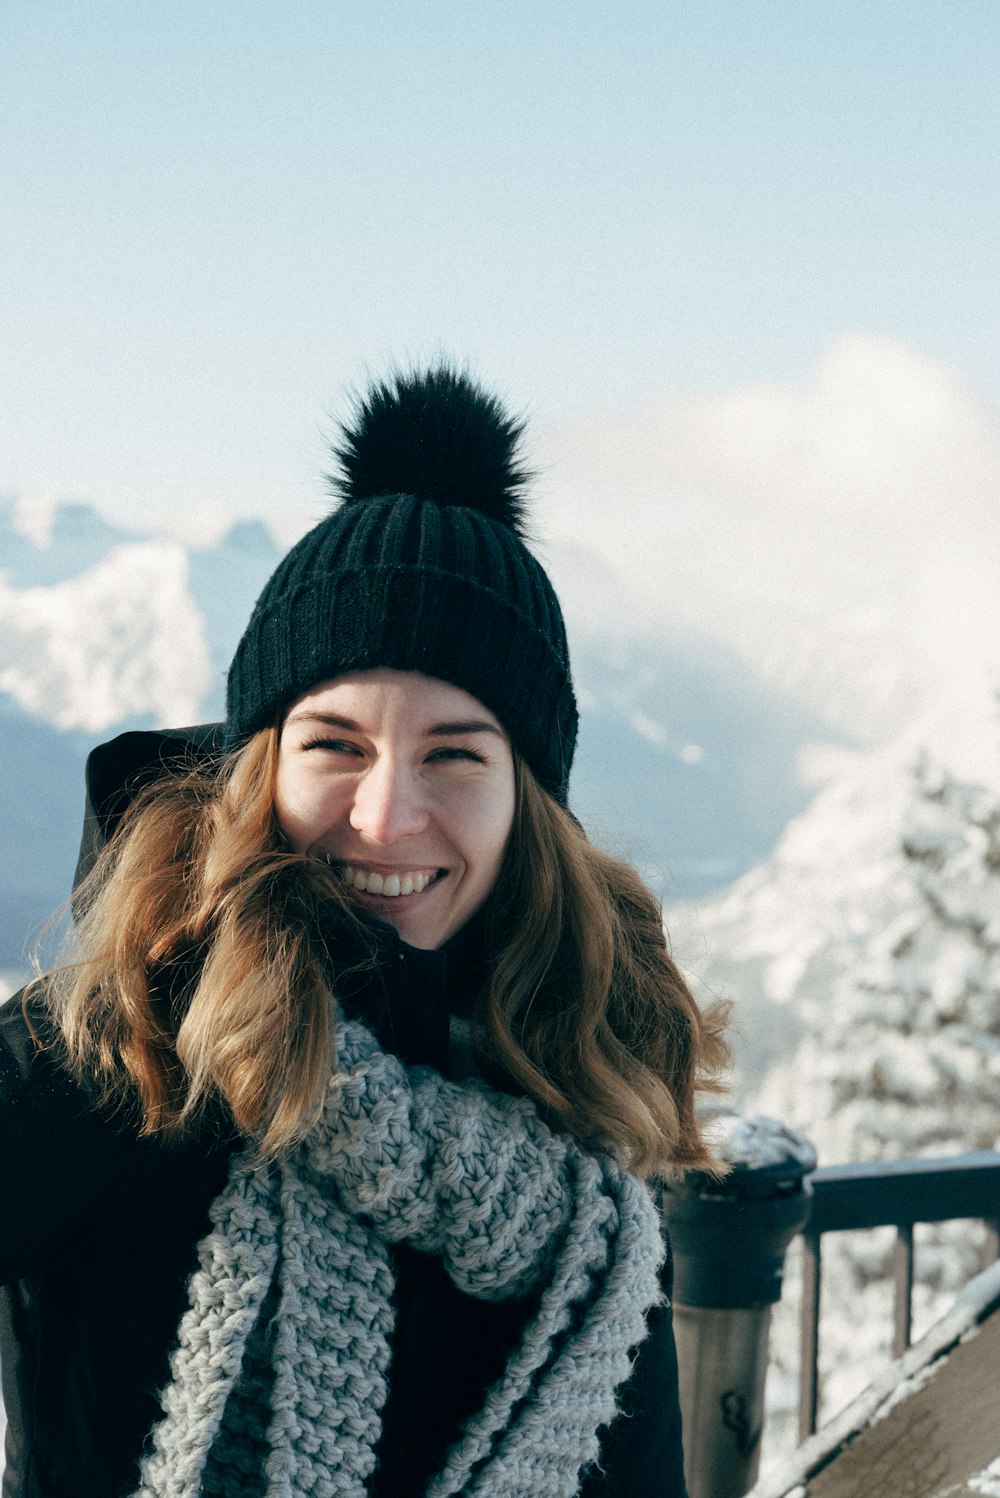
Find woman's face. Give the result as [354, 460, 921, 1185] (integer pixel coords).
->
[275, 668, 516, 950]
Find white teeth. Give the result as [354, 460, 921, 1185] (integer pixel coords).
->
[338, 865, 434, 897]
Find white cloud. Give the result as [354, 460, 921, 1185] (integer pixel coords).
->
[11, 493, 61, 548]
[538, 335, 1000, 756]
[628, 710, 669, 747]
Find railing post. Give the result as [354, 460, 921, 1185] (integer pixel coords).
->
[661, 1114, 817, 1498]
[891, 1223, 915, 1358]
[799, 1230, 822, 1440]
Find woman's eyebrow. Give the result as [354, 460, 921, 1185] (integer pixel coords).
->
[285, 711, 360, 730]
[283, 711, 503, 738]
[427, 720, 504, 738]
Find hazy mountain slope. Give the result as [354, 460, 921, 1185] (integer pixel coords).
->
[0, 696, 92, 970]
[0, 496, 134, 586]
[570, 632, 830, 899]
[185, 519, 283, 715]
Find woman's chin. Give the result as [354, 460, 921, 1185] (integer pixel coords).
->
[345, 886, 449, 950]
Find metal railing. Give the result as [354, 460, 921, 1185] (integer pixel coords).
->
[797, 1150, 1000, 1439]
[661, 1123, 1000, 1498]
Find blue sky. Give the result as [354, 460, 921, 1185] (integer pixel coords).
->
[2, 0, 999, 532]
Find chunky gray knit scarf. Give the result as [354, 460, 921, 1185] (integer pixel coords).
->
[134, 1016, 665, 1498]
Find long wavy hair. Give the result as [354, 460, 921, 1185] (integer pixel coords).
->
[42, 727, 729, 1176]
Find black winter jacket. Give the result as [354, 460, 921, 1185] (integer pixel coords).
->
[0, 729, 688, 1498]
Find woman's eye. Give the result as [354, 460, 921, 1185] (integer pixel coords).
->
[300, 737, 363, 756]
[427, 746, 486, 764]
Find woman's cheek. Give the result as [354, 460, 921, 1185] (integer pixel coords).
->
[276, 773, 339, 852]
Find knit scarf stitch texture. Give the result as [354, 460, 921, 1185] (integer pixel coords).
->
[134, 1015, 665, 1498]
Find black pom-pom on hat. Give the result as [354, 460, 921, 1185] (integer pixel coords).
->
[329, 364, 532, 537]
[227, 363, 578, 800]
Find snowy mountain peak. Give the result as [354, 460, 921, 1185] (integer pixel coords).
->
[0, 539, 212, 731]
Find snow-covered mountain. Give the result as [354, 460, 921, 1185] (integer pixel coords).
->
[0, 495, 829, 972]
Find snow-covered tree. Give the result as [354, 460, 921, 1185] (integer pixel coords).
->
[755, 743, 1000, 1440]
[761, 752, 1000, 1162]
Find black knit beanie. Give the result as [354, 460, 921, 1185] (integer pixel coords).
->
[225, 366, 578, 800]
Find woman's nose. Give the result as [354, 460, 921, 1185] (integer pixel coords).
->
[348, 759, 430, 844]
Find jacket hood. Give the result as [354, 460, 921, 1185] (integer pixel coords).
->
[74, 723, 225, 894]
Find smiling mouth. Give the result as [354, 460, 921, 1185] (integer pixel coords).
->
[325, 860, 443, 898]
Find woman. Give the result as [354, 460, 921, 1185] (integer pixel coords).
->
[0, 366, 728, 1498]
